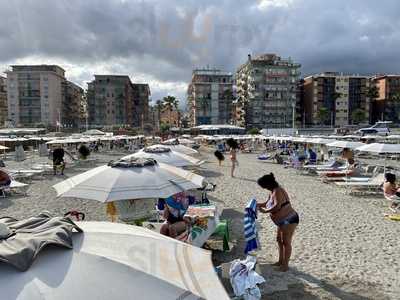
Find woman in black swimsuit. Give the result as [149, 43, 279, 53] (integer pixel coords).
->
[257, 173, 299, 272]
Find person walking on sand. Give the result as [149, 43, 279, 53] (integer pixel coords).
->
[256, 173, 299, 272]
[226, 138, 239, 177]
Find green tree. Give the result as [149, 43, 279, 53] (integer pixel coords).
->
[155, 100, 164, 127]
[351, 108, 366, 124]
[367, 86, 379, 100]
[317, 107, 329, 125]
[159, 122, 170, 133]
[247, 128, 260, 135]
[391, 92, 400, 121]
[198, 96, 210, 116]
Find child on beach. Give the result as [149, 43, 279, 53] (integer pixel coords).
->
[383, 173, 400, 211]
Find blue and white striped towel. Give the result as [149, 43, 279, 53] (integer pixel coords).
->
[244, 198, 259, 254]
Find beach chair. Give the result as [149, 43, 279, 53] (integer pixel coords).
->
[0, 180, 28, 198]
[334, 173, 384, 194]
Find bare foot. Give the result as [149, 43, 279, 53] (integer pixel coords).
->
[278, 265, 289, 272]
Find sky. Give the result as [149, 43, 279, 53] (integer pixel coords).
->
[1, 0, 400, 109]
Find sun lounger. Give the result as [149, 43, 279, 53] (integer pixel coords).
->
[0, 180, 28, 197]
[334, 173, 384, 190]
[322, 176, 371, 183]
[8, 169, 45, 180]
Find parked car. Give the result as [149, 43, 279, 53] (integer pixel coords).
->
[356, 121, 392, 135]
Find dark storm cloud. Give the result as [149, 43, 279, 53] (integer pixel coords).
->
[1, 0, 400, 101]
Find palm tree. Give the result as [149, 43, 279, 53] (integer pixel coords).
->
[155, 100, 164, 128]
[351, 108, 366, 125]
[331, 92, 341, 126]
[367, 86, 380, 122]
[317, 107, 329, 125]
[366, 86, 379, 100]
[391, 92, 400, 122]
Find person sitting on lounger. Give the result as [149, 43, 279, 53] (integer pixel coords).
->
[383, 173, 400, 211]
[0, 169, 11, 187]
[160, 192, 191, 238]
[307, 148, 317, 164]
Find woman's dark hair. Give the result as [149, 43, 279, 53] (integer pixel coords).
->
[257, 172, 279, 190]
[385, 173, 396, 184]
[226, 138, 238, 149]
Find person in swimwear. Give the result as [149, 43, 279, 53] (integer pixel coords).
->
[257, 173, 299, 272]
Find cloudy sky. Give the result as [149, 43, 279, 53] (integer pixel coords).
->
[1, 0, 400, 108]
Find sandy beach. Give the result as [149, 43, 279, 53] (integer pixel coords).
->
[1, 147, 399, 299]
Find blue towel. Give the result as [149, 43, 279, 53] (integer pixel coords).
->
[244, 198, 259, 254]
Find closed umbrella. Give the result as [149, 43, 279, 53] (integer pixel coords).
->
[53, 158, 205, 202]
[121, 146, 202, 167]
[0, 221, 228, 300]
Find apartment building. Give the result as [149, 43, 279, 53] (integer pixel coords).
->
[6, 65, 66, 127]
[235, 54, 301, 128]
[87, 75, 134, 127]
[0, 76, 7, 127]
[62, 81, 85, 129]
[303, 72, 370, 126]
[131, 83, 150, 128]
[370, 75, 400, 123]
[187, 68, 234, 126]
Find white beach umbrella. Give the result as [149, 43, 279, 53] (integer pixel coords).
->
[0, 145, 9, 150]
[360, 135, 386, 140]
[386, 134, 400, 140]
[292, 136, 308, 143]
[53, 158, 205, 202]
[342, 135, 360, 139]
[0, 221, 228, 300]
[82, 129, 105, 136]
[149, 144, 198, 156]
[356, 143, 400, 172]
[356, 143, 400, 154]
[308, 138, 334, 145]
[121, 146, 202, 167]
[326, 140, 365, 149]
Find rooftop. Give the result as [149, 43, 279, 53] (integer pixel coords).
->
[192, 68, 232, 76]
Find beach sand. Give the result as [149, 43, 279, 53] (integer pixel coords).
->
[1, 148, 399, 299]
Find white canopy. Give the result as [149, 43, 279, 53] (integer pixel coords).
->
[326, 140, 365, 149]
[0, 221, 228, 300]
[82, 129, 105, 136]
[149, 144, 198, 156]
[356, 143, 400, 154]
[53, 160, 205, 202]
[121, 147, 202, 167]
[0, 145, 9, 150]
